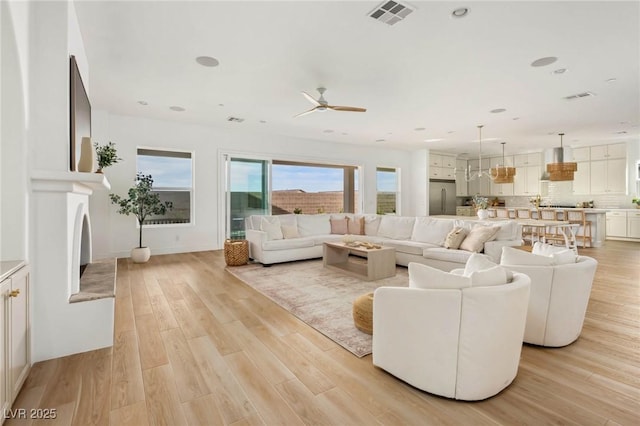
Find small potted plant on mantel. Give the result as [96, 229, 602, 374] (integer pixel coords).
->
[109, 173, 173, 263]
[633, 197, 640, 209]
[94, 141, 122, 173]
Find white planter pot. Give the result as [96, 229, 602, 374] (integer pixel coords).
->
[131, 247, 151, 263]
[477, 209, 489, 220]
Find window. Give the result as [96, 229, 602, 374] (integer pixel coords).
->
[377, 167, 398, 214]
[137, 148, 193, 225]
[272, 161, 360, 214]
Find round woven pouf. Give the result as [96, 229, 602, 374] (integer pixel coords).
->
[353, 292, 374, 335]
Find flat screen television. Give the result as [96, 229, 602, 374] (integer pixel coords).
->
[70, 55, 91, 171]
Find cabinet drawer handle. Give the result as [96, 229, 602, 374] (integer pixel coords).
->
[9, 289, 20, 297]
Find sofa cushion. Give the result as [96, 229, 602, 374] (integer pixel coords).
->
[364, 215, 381, 236]
[468, 266, 509, 287]
[463, 253, 498, 275]
[262, 237, 314, 251]
[487, 220, 519, 241]
[412, 217, 454, 245]
[459, 225, 500, 252]
[409, 262, 471, 290]
[330, 217, 349, 234]
[382, 240, 438, 256]
[444, 227, 468, 249]
[378, 216, 416, 240]
[422, 247, 473, 264]
[297, 214, 331, 236]
[281, 224, 300, 239]
[348, 216, 365, 235]
[500, 246, 554, 266]
[260, 217, 283, 240]
[312, 234, 343, 245]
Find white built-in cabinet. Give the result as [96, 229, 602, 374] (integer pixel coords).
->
[606, 211, 627, 238]
[429, 153, 456, 180]
[628, 211, 640, 239]
[590, 158, 626, 194]
[455, 159, 468, 196]
[514, 153, 541, 167]
[513, 153, 541, 196]
[572, 147, 590, 162]
[1, 265, 30, 418]
[574, 143, 626, 194]
[572, 162, 591, 195]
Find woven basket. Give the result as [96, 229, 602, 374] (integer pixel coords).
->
[353, 292, 374, 335]
[224, 239, 249, 266]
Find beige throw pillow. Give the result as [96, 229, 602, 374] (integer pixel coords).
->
[281, 224, 300, 239]
[348, 216, 365, 235]
[260, 217, 283, 240]
[444, 227, 468, 249]
[459, 225, 500, 253]
[330, 217, 349, 235]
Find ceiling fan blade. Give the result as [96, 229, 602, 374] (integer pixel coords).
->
[293, 107, 318, 118]
[301, 92, 321, 106]
[328, 106, 367, 112]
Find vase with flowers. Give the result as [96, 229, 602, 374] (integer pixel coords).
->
[472, 195, 490, 219]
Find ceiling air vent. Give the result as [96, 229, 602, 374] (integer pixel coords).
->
[563, 91, 596, 100]
[227, 116, 245, 123]
[368, 1, 414, 26]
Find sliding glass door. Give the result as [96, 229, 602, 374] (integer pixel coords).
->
[226, 157, 269, 239]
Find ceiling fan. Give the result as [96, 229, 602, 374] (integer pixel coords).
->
[294, 87, 367, 118]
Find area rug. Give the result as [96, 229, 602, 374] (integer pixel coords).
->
[226, 259, 408, 357]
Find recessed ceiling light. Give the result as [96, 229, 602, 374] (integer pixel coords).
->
[375, 139, 386, 142]
[323, 129, 334, 133]
[547, 132, 555, 135]
[137, 100, 148, 106]
[259, 120, 267, 123]
[552, 68, 568, 75]
[512, 117, 520, 120]
[615, 131, 628, 134]
[195, 56, 220, 67]
[447, 131, 455, 134]
[342, 132, 348, 135]
[605, 78, 617, 83]
[452, 7, 469, 18]
[218, 103, 224, 107]
[531, 56, 558, 67]
[424, 138, 443, 142]
[490, 108, 506, 114]
[414, 127, 426, 131]
[169, 106, 185, 112]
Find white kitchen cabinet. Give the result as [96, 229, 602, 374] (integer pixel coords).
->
[590, 158, 626, 194]
[440, 154, 456, 168]
[1, 264, 30, 416]
[572, 147, 590, 162]
[627, 211, 640, 238]
[429, 153, 456, 179]
[591, 143, 626, 161]
[455, 159, 468, 196]
[514, 165, 541, 196]
[606, 211, 627, 237]
[572, 161, 590, 194]
[514, 153, 541, 167]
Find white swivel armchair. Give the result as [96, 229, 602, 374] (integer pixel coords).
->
[500, 247, 598, 347]
[372, 263, 531, 401]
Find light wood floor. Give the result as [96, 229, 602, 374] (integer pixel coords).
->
[6, 241, 640, 425]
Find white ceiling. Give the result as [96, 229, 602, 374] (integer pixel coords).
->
[74, 0, 640, 157]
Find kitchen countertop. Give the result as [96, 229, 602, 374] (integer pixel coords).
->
[1, 260, 27, 282]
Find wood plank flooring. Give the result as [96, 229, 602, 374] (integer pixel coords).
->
[6, 241, 640, 425]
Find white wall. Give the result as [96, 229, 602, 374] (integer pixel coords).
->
[89, 112, 420, 259]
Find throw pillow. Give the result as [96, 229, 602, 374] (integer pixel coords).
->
[281, 224, 300, 239]
[260, 217, 283, 240]
[348, 216, 365, 235]
[330, 217, 349, 235]
[500, 246, 554, 266]
[364, 215, 381, 236]
[469, 265, 509, 287]
[444, 227, 468, 249]
[459, 225, 500, 253]
[377, 216, 416, 240]
[463, 253, 497, 275]
[408, 262, 471, 290]
[532, 242, 577, 265]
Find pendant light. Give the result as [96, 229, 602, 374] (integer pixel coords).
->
[456, 125, 493, 181]
[546, 132, 577, 181]
[490, 142, 516, 183]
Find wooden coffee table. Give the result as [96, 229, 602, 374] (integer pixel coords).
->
[323, 241, 396, 281]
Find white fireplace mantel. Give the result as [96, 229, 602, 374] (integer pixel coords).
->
[31, 170, 110, 194]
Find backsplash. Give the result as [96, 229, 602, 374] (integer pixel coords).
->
[504, 180, 640, 209]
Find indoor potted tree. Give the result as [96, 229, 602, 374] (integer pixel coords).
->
[94, 141, 122, 173]
[109, 173, 173, 263]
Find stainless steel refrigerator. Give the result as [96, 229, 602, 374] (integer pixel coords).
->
[429, 180, 457, 215]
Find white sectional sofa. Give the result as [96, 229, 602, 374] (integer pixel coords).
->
[245, 214, 523, 271]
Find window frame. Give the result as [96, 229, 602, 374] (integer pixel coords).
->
[136, 146, 195, 228]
